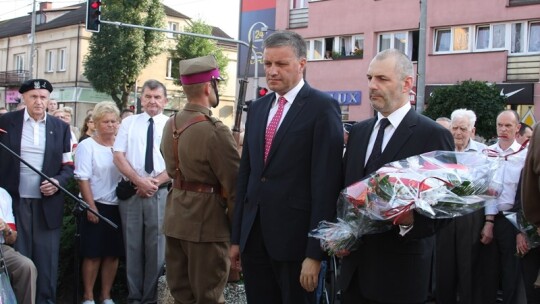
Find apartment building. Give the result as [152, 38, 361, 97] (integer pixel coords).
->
[241, 0, 540, 122]
[0, 1, 239, 128]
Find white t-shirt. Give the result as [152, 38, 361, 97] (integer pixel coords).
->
[74, 138, 121, 205]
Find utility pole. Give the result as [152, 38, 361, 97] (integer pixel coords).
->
[29, 0, 37, 78]
[416, 0, 427, 113]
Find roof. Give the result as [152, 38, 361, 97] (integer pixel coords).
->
[0, 2, 232, 42]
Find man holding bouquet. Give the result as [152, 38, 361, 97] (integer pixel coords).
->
[341, 49, 454, 303]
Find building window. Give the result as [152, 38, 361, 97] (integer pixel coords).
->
[378, 31, 419, 61]
[475, 24, 507, 51]
[14, 54, 25, 72]
[46, 50, 55, 72]
[475, 25, 490, 49]
[378, 32, 408, 54]
[493, 24, 506, 49]
[528, 22, 540, 52]
[167, 22, 178, 38]
[511, 22, 524, 53]
[435, 29, 451, 52]
[291, 0, 307, 9]
[166, 58, 173, 78]
[166, 58, 179, 79]
[434, 27, 470, 53]
[58, 48, 67, 71]
[453, 27, 470, 51]
[306, 38, 324, 60]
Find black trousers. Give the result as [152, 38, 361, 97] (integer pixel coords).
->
[241, 215, 317, 304]
[479, 213, 522, 304]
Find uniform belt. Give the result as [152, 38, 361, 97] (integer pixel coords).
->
[172, 179, 221, 194]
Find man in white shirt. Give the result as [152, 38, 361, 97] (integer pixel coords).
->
[113, 79, 170, 304]
[480, 110, 527, 304]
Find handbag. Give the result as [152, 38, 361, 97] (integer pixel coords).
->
[0, 245, 16, 304]
[115, 179, 136, 200]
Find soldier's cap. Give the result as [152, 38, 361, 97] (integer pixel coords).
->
[19, 79, 53, 94]
[179, 55, 222, 85]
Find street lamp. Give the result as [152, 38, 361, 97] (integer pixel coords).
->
[252, 26, 268, 99]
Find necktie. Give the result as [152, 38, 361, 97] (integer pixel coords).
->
[264, 97, 287, 163]
[145, 117, 154, 174]
[365, 118, 390, 175]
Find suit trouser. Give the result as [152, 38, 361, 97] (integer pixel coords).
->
[480, 214, 521, 304]
[240, 215, 316, 304]
[165, 236, 229, 304]
[118, 188, 166, 304]
[15, 198, 60, 304]
[435, 209, 484, 304]
[3, 244, 37, 304]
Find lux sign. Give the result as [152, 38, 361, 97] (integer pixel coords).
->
[326, 91, 362, 106]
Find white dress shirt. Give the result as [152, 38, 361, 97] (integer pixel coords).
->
[484, 140, 527, 215]
[365, 102, 412, 166]
[266, 79, 305, 130]
[113, 112, 168, 178]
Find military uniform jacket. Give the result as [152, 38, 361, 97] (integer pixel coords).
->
[161, 103, 240, 242]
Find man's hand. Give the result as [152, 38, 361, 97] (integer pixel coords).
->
[40, 178, 59, 196]
[300, 257, 321, 292]
[229, 245, 242, 271]
[135, 177, 159, 198]
[481, 222, 494, 244]
[516, 233, 529, 256]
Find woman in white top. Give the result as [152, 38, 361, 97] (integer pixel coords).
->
[74, 101, 123, 304]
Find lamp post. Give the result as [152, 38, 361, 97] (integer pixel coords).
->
[251, 26, 268, 99]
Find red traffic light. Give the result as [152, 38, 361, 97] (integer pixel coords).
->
[257, 87, 268, 98]
[90, 1, 100, 9]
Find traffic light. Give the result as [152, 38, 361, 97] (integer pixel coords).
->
[86, 0, 102, 32]
[257, 87, 268, 98]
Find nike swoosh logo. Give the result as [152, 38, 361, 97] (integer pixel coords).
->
[500, 88, 524, 98]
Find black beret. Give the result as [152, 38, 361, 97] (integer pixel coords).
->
[19, 79, 53, 94]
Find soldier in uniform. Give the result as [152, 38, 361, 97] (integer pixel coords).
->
[160, 55, 240, 304]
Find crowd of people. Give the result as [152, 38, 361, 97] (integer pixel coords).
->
[0, 29, 539, 304]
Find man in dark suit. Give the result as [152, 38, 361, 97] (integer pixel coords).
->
[0, 79, 74, 304]
[229, 31, 344, 304]
[340, 49, 454, 304]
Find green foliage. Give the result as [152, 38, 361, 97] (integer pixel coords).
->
[170, 20, 229, 85]
[423, 80, 506, 140]
[83, 0, 166, 110]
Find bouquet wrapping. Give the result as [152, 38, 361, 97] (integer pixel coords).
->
[310, 150, 503, 255]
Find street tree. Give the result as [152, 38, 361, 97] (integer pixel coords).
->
[170, 19, 229, 85]
[83, 0, 166, 110]
[423, 80, 506, 140]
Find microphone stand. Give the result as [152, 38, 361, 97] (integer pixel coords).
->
[0, 139, 118, 304]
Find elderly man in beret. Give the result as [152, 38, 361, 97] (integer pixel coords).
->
[160, 55, 239, 303]
[0, 78, 74, 303]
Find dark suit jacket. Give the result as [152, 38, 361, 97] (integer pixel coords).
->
[0, 110, 74, 229]
[231, 83, 344, 261]
[340, 108, 454, 303]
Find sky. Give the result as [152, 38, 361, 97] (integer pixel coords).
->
[0, 0, 241, 39]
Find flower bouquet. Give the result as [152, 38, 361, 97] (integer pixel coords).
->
[310, 150, 503, 255]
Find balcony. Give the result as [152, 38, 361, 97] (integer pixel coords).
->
[0, 70, 31, 86]
[507, 55, 540, 82]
